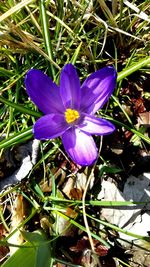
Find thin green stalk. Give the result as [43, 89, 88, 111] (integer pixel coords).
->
[71, 42, 82, 65]
[0, 127, 33, 149]
[112, 95, 133, 125]
[117, 258, 131, 267]
[117, 57, 150, 82]
[46, 10, 81, 42]
[0, 96, 41, 118]
[55, 0, 64, 38]
[0, 205, 10, 232]
[116, 49, 137, 95]
[4, 208, 38, 242]
[48, 197, 149, 207]
[82, 168, 95, 251]
[6, 91, 13, 139]
[85, 212, 150, 241]
[53, 210, 110, 248]
[40, 0, 56, 78]
[55, 258, 82, 267]
[104, 115, 150, 145]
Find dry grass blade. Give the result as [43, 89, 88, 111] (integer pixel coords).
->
[0, 0, 34, 23]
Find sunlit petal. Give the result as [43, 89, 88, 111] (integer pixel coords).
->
[62, 127, 98, 166]
[60, 64, 81, 109]
[25, 69, 64, 114]
[80, 66, 117, 114]
[34, 114, 69, 139]
[79, 114, 115, 135]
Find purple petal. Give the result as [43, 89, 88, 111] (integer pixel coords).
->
[62, 127, 98, 166]
[78, 114, 115, 135]
[25, 69, 64, 114]
[80, 66, 117, 114]
[33, 114, 69, 139]
[60, 64, 81, 109]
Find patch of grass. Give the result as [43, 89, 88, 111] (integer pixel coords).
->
[0, 1, 150, 266]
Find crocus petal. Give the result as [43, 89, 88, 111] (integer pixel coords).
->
[25, 69, 64, 114]
[33, 114, 69, 140]
[78, 114, 115, 135]
[62, 127, 98, 166]
[80, 66, 117, 114]
[60, 64, 81, 109]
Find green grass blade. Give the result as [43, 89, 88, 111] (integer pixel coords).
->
[53, 210, 110, 248]
[40, 0, 56, 78]
[0, 127, 33, 149]
[48, 197, 149, 207]
[104, 115, 150, 145]
[0, 96, 41, 118]
[117, 57, 150, 82]
[71, 42, 82, 65]
[86, 213, 150, 242]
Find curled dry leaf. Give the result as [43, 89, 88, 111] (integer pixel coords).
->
[70, 236, 109, 257]
[7, 194, 26, 255]
[138, 112, 150, 128]
[69, 188, 83, 200]
[55, 207, 78, 236]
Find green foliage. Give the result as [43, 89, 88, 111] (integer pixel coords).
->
[1, 231, 52, 267]
[0, 0, 150, 266]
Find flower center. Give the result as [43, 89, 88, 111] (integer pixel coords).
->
[65, 108, 80, 124]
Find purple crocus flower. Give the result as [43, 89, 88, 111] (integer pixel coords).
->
[25, 64, 116, 166]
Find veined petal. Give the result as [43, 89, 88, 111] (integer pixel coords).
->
[62, 127, 98, 166]
[78, 114, 115, 135]
[25, 69, 64, 114]
[60, 64, 81, 109]
[33, 114, 69, 140]
[80, 66, 117, 114]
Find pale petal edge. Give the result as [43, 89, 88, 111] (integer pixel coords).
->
[62, 127, 98, 166]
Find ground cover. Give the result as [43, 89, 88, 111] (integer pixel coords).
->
[0, 1, 150, 266]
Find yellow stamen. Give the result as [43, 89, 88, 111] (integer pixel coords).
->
[65, 108, 80, 123]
